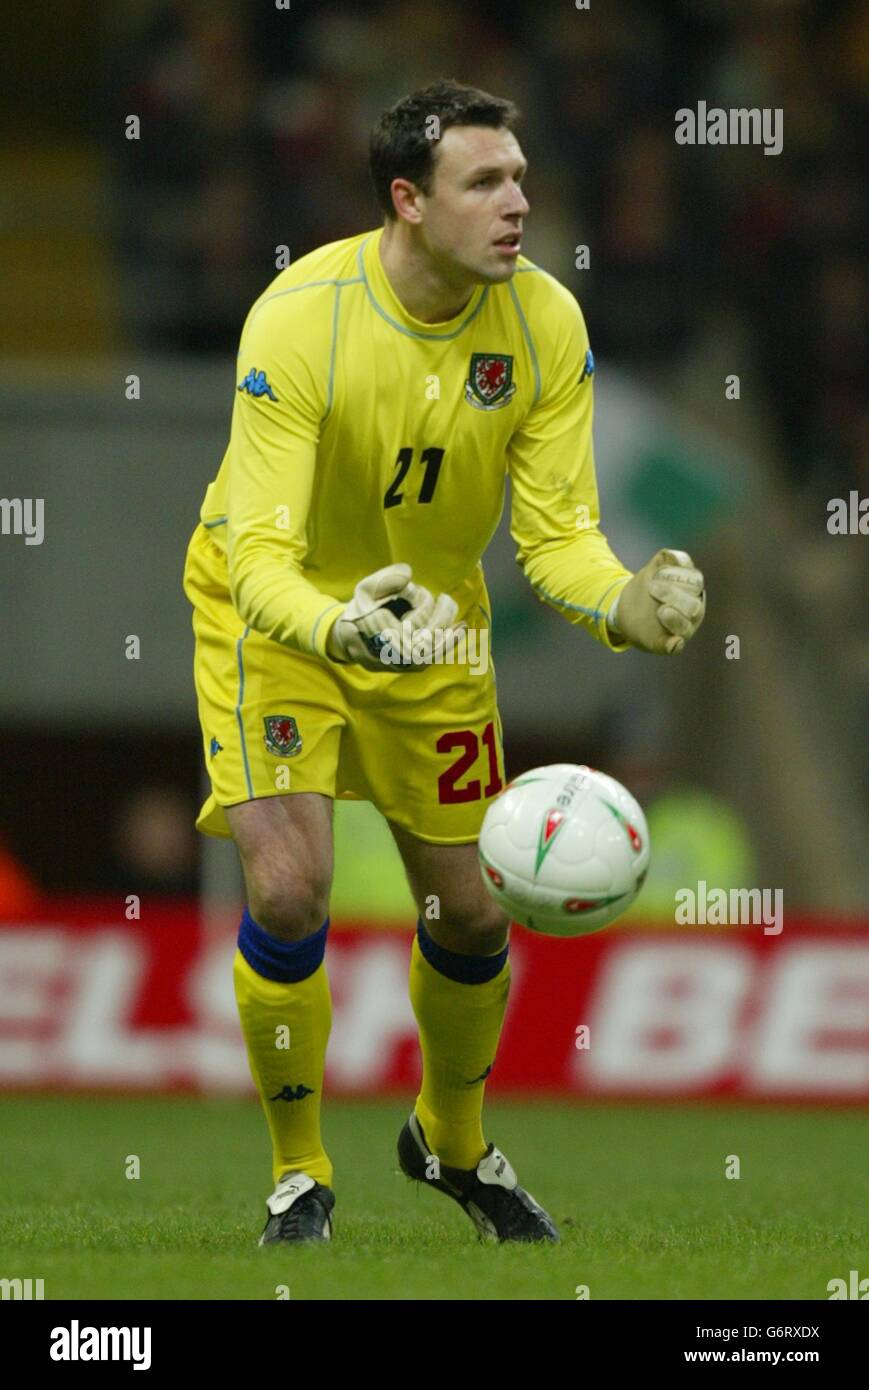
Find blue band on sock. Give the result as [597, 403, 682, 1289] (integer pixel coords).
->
[415, 917, 508, 985]
[238, 909, 329, 983]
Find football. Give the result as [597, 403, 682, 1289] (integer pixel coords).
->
[478, 764, 651, 936]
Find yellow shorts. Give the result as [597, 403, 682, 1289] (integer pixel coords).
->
[182, 524, 506, 842]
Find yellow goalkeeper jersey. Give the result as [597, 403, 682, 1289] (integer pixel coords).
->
[198, 227, 632, 659]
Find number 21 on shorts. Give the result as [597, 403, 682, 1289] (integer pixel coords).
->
[437, 721, 503, 804]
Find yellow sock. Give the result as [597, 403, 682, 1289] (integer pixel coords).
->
[408, 924, 510, 1170]
[233, 947, 333, 1187]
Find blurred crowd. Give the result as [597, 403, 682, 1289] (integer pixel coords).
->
[104, 0, 866, 501]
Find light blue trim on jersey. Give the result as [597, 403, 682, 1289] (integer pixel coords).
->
[356, 236, 489, 340]
[310, 601, 344, 656]
[235, 625, 255, 800]
[203, 516, 227, 528]
[596, 578, 629, 613]
[508, 280, 542, 407]
[242, 272, 364, 417]
[527, 579, 606, 620]
[593, 578, 633, 643]
[246, 275, 364, 330]
[325, 286, 342, 419]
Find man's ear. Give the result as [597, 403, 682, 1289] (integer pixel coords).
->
[390, 179, 424, 224]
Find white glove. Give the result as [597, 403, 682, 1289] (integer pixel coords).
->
[607, 549, 706, 655]
[325, 563, 462, 673]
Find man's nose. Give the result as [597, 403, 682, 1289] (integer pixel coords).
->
[506, 183, 529, 216]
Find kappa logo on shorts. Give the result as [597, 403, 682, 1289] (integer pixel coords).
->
[263, 715, 303, 757]
[464, 353, 516, 410]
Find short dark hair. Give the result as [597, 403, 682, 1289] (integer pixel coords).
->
[369, 79, 520, 219]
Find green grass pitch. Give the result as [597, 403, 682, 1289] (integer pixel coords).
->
[1, 1096, 866, 1300]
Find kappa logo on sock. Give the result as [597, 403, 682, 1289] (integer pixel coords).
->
[466, 1062, 494, 1085]
[270, 1083, 315, 1102]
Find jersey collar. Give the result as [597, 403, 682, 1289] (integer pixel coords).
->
[358, 228, 488, 340]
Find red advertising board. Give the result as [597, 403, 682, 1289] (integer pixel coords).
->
[0, 900, 867, 1100]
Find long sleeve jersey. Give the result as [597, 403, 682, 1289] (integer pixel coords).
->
[198, 227, 632, 659]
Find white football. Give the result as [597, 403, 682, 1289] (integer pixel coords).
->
[478, 764, 650, 936]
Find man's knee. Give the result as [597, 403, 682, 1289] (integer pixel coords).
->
[429, 895, 510, 954]
[227, 794, 333, 942]
[246, 864, 331, 941]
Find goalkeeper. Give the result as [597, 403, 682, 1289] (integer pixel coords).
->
[182, 79, 705, 1248]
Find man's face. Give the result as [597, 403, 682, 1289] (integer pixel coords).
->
[414, 125, 529, 284]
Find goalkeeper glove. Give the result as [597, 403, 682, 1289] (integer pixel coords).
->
[607, 549, 706, 655]
[325, 563, 462, 673]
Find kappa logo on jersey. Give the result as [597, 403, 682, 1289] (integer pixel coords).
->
[577, 347, 595, 384]
[263, 714, 303, 757]
[237, 367, 278, 401]
[465, 353, 516, 410]
[209, 736, 224, 757]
